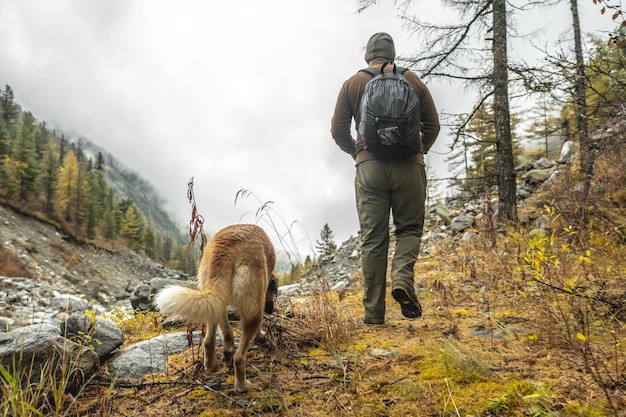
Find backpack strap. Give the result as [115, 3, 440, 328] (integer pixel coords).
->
[359, 65, 410, 78]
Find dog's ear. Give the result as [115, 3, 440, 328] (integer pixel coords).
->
[264, 275, 278, 314]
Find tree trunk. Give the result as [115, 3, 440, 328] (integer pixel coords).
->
[492, 0, 517, 222]
[570, 0, 593, 188]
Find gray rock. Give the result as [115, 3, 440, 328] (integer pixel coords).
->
[370, 348, 398, 358]
[129, 284, 153, 311]
[0, 323, 99, 388]
[461, 231, 479, 242]
[434, 204, 452, 224]
[107, 331, 204, 379]
[277, 283, 301, 300]
[62, 312, 125, 358]
[330, 279, 350, 291]
[0, 317, 13, 332]
[515, 161, 534, 172]
[450, 214, 474, 234]
[534, 157, 555, 169]
[51, 294, 89, 313]
[522, 168, 553, 185]
[557, 140, 578, 164]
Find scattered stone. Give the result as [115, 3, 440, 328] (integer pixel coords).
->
[450, 214, 474, 234]
[370, 348, 398, 358]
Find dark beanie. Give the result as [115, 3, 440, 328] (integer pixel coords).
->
[364, 32, 395, 62]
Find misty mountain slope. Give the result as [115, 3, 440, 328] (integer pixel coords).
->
[79, 137, 186, 242]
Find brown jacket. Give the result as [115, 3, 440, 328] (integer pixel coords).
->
[330, 58, 440, 165]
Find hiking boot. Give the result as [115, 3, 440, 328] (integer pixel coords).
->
[391, 287, 422, 319]
[363, 316, 385, 325]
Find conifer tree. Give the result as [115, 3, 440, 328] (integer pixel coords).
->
[1, 85, 19, 140]
[0, 85, 19, 196]
[56, 150, 85, 227]
[83, 156, 109, 238]
[0, 107, 7, 193]
[162, 235, 173, 262]
[1, 157, 27, 198]
[35, 122, 49, 160]
[58, 135, 67, 164]
[95, 151, 105, 171]
[0, 104, 9, 157]
[120, 204, 144, 249]
[84, 167, 99, 239]
[143, 224, 156, 258]
[102, 206, 117, 240]
[40, 139, 59, 213]
[12, 111, 39, 202]
[315, 223, 337, 258]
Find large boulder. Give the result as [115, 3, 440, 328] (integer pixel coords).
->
[0, 323, 99, 389]
[107, 331, 203, 379]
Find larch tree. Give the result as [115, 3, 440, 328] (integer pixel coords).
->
[120, 204, 144, 250]
[56, 150, 86, 229]
[584, 38, 626, 122]
[461, 102, 498, 194]
[570, 0, 592, 185]
[492, 0, 517, 221]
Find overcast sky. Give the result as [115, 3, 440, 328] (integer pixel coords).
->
[0, 0, 614, 257]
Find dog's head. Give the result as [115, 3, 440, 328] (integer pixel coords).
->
[264, 274, 278, 314]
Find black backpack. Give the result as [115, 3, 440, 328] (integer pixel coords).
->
[358, 62, 421, 158]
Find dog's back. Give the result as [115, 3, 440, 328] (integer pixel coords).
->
[155, 224, 276, 392]
[198, 223, 275, 300]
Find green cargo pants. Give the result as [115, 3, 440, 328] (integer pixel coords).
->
[355, 159, 426, 322]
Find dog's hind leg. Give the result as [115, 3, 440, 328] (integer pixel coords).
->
[218, 312, 235, 368]
[233, 314, 262, 393]
[203, 322, 219, 372]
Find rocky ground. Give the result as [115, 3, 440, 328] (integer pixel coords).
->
[0, 203, 188, 309]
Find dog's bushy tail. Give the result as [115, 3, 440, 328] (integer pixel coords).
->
[155, 286, 227, 324]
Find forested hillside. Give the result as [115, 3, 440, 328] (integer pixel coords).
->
[0, 85, 198, 274]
